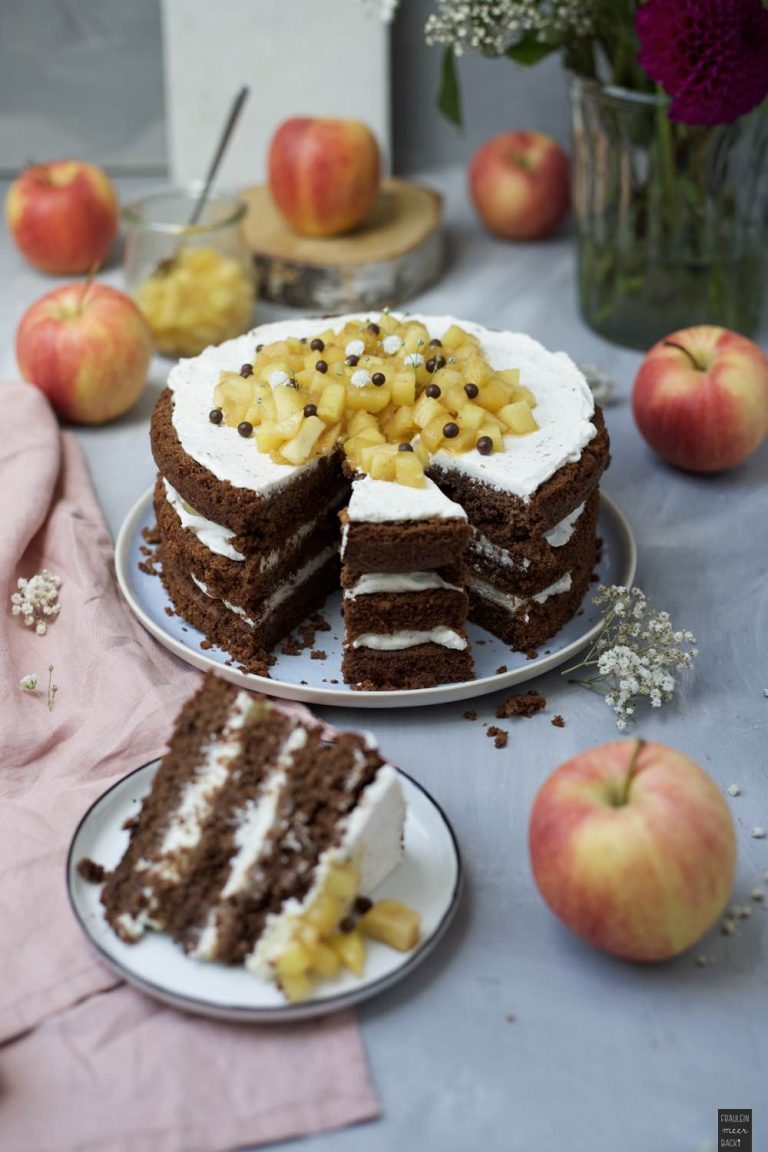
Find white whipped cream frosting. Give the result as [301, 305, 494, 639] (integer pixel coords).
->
[469, 571, 573, 615]
[544, 502, 586, 547]
[163, 479, 245, 561]
[168, 314, 596, 501]
[346, 571, 463, 597]
[351, 626, 468, 651]
[347, 475, 466, 523]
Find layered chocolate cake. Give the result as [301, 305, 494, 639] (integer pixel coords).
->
[100, 674, 410, 1000]
[150, 313, 610, 688]
[340, 475, 472, 690]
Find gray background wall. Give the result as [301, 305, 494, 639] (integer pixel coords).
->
[0, 0, 571, 177]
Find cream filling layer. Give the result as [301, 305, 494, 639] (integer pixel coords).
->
[468, 501, 587, 572]
[345, 571, 463, 598]
[246, 763, 406, 979]
[191, 543, 337, 628]
[351, 626, 468, 651]
[165, 478, 340, 572]
[469, 571, 573, 615]
[163, 479, 244, 561]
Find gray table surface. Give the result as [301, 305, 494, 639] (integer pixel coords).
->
[3, 171, 766, 1152]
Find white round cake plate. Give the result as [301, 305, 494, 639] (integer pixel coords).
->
[67, 762, 462, 1023]
[115, 488, 636, 709]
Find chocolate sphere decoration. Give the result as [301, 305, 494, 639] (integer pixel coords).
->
[477, 435, 494, 455]
[237, 420, 253, 438]
[443, 422, 460, 439]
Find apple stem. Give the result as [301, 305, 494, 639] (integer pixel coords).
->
[76, 264, 99, 316]
[663, 340, 701, 371]
[618, 738, 646, 806]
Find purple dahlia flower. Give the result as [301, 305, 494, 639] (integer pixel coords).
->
[636, 0, 768, 125]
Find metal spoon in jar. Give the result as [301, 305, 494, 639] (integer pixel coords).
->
[154, 84, 250, 275]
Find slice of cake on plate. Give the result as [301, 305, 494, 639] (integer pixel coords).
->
[100, 674, 416, 1001]
[340, 475, 472, 690]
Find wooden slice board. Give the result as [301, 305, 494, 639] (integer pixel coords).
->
[240, 178, 444, 312]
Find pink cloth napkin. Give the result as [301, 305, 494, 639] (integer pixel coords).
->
[0, 382, 378, 1151]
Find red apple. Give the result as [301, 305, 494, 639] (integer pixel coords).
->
[268, 118, 380, 237]
[16, 281, 153, 425]
[468, 131, 570, 241]
[529, 740, 736, 962]
[632, 326, 768, 473]
[5, 160, 119, 275]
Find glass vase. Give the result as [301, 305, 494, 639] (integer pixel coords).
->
[569, 74, 768, 350]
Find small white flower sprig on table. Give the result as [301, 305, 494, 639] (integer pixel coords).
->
[11, 569, 61, 635]
[12, 570, 61, 712]
[563, 585, 698, 730]
[20, 667, 58, 712]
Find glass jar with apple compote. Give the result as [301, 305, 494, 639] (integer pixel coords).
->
[122, 186, 256, 358]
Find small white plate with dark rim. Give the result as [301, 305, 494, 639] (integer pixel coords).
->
[115, 488, 636, 710]
[67, 762, 462, 1023]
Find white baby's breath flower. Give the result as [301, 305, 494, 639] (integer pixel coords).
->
[425, 0, 595, 56]
[564, 585, 697, 729]
[382, 335, 403, 355]
[404, 352, 424, 367]
[10, 570, 61, 635]
[345, 339, 366, 358]
[20, 674, 38, 692]
[268, 370, 293, 389]
[350, 369, 372, 389]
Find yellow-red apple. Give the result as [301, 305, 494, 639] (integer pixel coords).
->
[632, 326, 768, 473]
[268, 118, 380, 237]
[16, 281, 153, 424]
[6, 160, 119, 275]
[529, 740, 736, 962]
[468, 131, 570, 241]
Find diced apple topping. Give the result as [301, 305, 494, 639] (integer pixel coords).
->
[212, 314, 538, 482]
[135, 246, 254, 358]
[271, 858, 420, 1002]
[359, 899, 422, 952]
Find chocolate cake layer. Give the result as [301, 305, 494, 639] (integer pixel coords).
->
[159, 544, 340, 672]
[343, 587, 469, 637]
[155, 475, 343, 613]
[343, 642, 474, 691]
[152, 387, 349, 538]
[428, 405, 609, 543]
[101, 676, 249, 940]
[341, 514, 470, 574]
[467, 532, 597, 650]
[467, 489, 599, 597]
